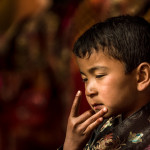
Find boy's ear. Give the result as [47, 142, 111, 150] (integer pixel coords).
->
[136, 62, 150, 91]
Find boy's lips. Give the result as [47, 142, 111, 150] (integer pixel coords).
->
[92, 103, 104, 111]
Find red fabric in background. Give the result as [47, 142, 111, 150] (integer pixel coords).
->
[73, 71, 90, 114]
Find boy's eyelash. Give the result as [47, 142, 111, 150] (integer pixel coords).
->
[82, 75, 104, 82]
[96, 75, 105, 78]
[82, 78, 88, 82]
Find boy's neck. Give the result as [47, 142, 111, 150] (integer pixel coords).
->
[122, 97, 150, 120]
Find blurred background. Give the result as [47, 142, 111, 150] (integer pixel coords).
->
[0, 0, 150, 149]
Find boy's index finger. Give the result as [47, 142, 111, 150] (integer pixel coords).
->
[70, 90, 82, 117]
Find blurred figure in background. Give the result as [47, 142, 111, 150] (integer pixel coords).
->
[69, 0, 150, 47]
[0, 0, 72, 149]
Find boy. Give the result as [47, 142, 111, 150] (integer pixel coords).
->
[62, 15, 150, 149]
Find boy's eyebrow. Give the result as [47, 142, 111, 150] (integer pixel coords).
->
[80, 66, 108, 75]
[89, 66, 108, 73]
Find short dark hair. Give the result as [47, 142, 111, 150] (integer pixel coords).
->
[73, 15, 150, 73]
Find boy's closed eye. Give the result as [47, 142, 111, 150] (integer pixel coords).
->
[82, 74, 105, 82]
[96, 74, 105, 78]
[82, 78, 88, 83]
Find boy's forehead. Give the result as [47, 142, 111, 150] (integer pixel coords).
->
[82, 46, 111, 58]
[76, 50, 108, 68]
[80, 49, 109, 60]
[76, 50, 125, 72]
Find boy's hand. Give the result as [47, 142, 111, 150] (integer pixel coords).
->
[63, 91, 107, 150]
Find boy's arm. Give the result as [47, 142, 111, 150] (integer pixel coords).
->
[63, 91, 107, 150]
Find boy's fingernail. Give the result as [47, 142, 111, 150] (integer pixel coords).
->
[103, 107, 107, 112]
[76, 90, 81, 96]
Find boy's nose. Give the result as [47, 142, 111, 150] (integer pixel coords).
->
[85, 83, 98, 98]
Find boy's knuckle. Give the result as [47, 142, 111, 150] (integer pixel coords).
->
[89, 117, 95, 123]
[70, 118, 78, 129]
[78, 125, 85, 133]
[70, 119, 84, 134]
[76, 127, 81, 133]
[87, 125, 93, 132]
[86, 110, 92, 116]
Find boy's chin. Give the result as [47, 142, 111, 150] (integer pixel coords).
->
[103, 113, 111, 119]
[104, 112, 119, 119]
[94, 109, 114, 119]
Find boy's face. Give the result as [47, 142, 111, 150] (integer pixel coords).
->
[76, 50, 138, 119]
